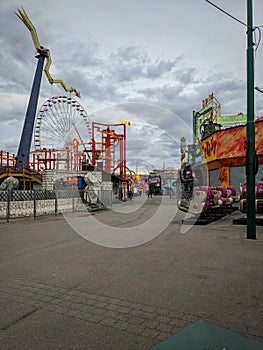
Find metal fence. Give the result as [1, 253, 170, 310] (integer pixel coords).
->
[0, 189, 113, 222]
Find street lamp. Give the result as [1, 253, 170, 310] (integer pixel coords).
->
[246, 0, 256, 239]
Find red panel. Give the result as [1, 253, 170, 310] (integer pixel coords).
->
[202, 119, 263, 161]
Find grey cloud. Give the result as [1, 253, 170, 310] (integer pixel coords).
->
[110, 102, 192, 159]
[0, 98, 27, 124]
[110, 46, 180, 82]
[112, 65, 144, 82]
[137, 84, 182, 101]
[126, 136, 179, 169]
[114, 46, 148, 64]
[194, 72, 247, 114]
[255, 94, 263, 116]
[0, 82, 26, 95]
[134, 69, 251, 127]
[0, 6, 65, 101]
[0, 7, 44, 96]
[39, 66, 128, 102]
[0, 40, 35, 94]
[174, 67, 196, 84]
[2, 136, 20, 151]
[58, 40, 103, 67]
[145, 59, 179, 79]
[114, 101, 192, 138]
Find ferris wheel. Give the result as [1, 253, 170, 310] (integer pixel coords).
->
[34, 96, 92, 151]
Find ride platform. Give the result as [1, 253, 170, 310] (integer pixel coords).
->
[233, 216, 263, 226]
[182, 206, 238, 225]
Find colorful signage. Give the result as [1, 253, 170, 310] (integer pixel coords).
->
[218, 114, 247, 125]
[201, 134, 217, 162]
[201, 117, 263, 162]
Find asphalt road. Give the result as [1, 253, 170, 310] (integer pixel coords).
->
[0, 196, 263, 349]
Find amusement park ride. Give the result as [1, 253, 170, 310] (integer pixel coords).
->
[14, 8, 80, 171]
[177, 95, 240, 221]
[91, 122, 126, 176]
[178, 93, 263, 222]
[0, 8, 128, 189]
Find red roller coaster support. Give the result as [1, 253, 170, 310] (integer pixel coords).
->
[91, 122, 126, 177]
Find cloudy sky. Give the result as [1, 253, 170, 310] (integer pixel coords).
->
[0, 0, 263, 171]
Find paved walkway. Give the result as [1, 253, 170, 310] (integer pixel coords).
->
[0, 197, 262, 349]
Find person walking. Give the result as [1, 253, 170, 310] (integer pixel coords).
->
[118, 184, 123, 201]
[148, 184, 154, 198]
[128, 189, 133, 201]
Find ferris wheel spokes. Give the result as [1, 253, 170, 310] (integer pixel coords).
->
[34, 96, 92, 152]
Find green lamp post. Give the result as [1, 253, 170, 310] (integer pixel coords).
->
[246, 0, 256, 239]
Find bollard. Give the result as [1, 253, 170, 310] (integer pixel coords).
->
[54, 192, 58, 216]
[33, 190, 36, 220]
[6, 190, 11, 222]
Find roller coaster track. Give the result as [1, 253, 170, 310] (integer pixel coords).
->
[16, 8, 80, 98]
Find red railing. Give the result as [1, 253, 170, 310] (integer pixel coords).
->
[0, 150, 15, 167]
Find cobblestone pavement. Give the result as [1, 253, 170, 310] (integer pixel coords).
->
[1, 203, 263, 349]
[0, 279, 195, 346]
[1, 278, 263, 348]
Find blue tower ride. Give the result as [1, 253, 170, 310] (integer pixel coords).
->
[14, 8, 80, 171]
[15, 50, 47, 170]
